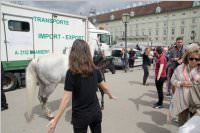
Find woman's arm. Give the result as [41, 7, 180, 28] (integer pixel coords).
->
[99, 81, 117, 99]
[47, 91, 72, 133]
[171, 68, 182, 88]
[170, 67, 192, 88]
[157, 64, 164, 80]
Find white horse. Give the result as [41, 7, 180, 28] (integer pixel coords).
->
[26, 54, 68, 119]
[25, 40, 115, 120]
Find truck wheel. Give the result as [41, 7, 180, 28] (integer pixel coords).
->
[3, 73, 18, 92]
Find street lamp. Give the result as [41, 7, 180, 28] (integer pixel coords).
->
[122, 13, 130, 72]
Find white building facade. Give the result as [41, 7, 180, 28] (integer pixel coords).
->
[92, 1, 200, 46]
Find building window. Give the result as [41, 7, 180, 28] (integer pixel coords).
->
[172, 28, 175, 35]
[191, 30, 196, 41]
[181, 27, 184, 34]
[155, 37, 158, 41]
[156, 22, 159, 27]
[163, 37, 166, 40]
[171, 37, 174, 41]
[172, 21, 175, 26]
[192, 18, 196, 24]
[8, 20, 30, 32]
[142, 30, 145, 36]
[182, 12, 186, 15]
[191, 25, 197, 29]
[163, 29, 167, 35]
[163, 22, 167, 27]
[136, 24, 138, 28]
[136, 31, 139, 36]
[148, 29, 151, 36]
[181, 20, 184, 25]
[156, 29, 159, 36]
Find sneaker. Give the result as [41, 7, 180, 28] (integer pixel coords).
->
[153, 104, 163, 109]
[1, 105, 8, 111]
[143, 83, 149, 86]
[166, 92, 172, 97]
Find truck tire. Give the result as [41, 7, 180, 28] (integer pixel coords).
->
[3, 72, 18, 92]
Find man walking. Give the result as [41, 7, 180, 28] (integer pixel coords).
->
[167, 37, 186, 94]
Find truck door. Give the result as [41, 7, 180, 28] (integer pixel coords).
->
[3, 15, 34, 61]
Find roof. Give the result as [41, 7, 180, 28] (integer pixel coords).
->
[91, 1, 193, 23]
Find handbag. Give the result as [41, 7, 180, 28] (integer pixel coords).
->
[187, 66, 200, 114]
[188, 81, 200, 114]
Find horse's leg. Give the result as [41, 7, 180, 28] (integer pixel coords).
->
[38, 82, 57, 119]
[107, 59, 116, 74]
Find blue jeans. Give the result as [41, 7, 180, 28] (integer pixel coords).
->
[142, 65, 149, 85]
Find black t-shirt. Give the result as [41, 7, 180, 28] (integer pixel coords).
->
[142, 53, 151, 66]
[64, 69, 103, 117]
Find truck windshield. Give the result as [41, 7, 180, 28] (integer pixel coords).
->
[98, 34, 110, 45]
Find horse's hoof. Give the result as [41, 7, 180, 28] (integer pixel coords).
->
[47, 114, 54, 120]
[24, 112, 34, 122]
[42, 105, 54, 120]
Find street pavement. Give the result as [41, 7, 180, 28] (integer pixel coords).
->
[1, 66, 178, 133]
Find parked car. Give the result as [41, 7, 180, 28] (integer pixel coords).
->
[111, 47, 142, 68]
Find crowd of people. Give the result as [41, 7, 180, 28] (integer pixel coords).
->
[119, 36, 200, 131]
[139, 37, 200, 132]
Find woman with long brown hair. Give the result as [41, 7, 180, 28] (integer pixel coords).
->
[47, 39, 117, 133]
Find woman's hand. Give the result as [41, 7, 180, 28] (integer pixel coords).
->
[196, 110, 200, 116]
[181, 81, 193, 87]
[47, 119, 57, 133]
[109, 95, 118, 100]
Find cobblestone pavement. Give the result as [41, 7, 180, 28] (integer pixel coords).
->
[1, 67, 178, 133]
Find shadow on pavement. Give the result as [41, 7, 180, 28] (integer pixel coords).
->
[26, 99, 73, 122]
[128, 90, 170, 111]
[28, 99, 61, 120]
[129, 97, 155, 111]
[128, 80, 155, 86]
[137, 122, 171, 133]
[128, 90, 158, 111]
[143, 111, 167, 126]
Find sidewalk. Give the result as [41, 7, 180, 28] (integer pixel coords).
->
[1, 67, 178, 133]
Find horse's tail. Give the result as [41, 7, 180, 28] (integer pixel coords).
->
[25, 59, 38, 120]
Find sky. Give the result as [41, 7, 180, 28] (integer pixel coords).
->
[7, 0, 157, 16]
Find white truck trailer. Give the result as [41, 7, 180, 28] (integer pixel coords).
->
[1, 2, 111, 91]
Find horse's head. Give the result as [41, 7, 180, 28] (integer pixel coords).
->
[96, 58, 116, 74]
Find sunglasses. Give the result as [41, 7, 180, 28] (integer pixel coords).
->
[189, 57, 200, 61]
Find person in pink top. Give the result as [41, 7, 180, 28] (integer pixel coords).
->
[153, 46, 167, 109]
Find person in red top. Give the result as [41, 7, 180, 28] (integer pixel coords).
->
[153, 46, 167, 109]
